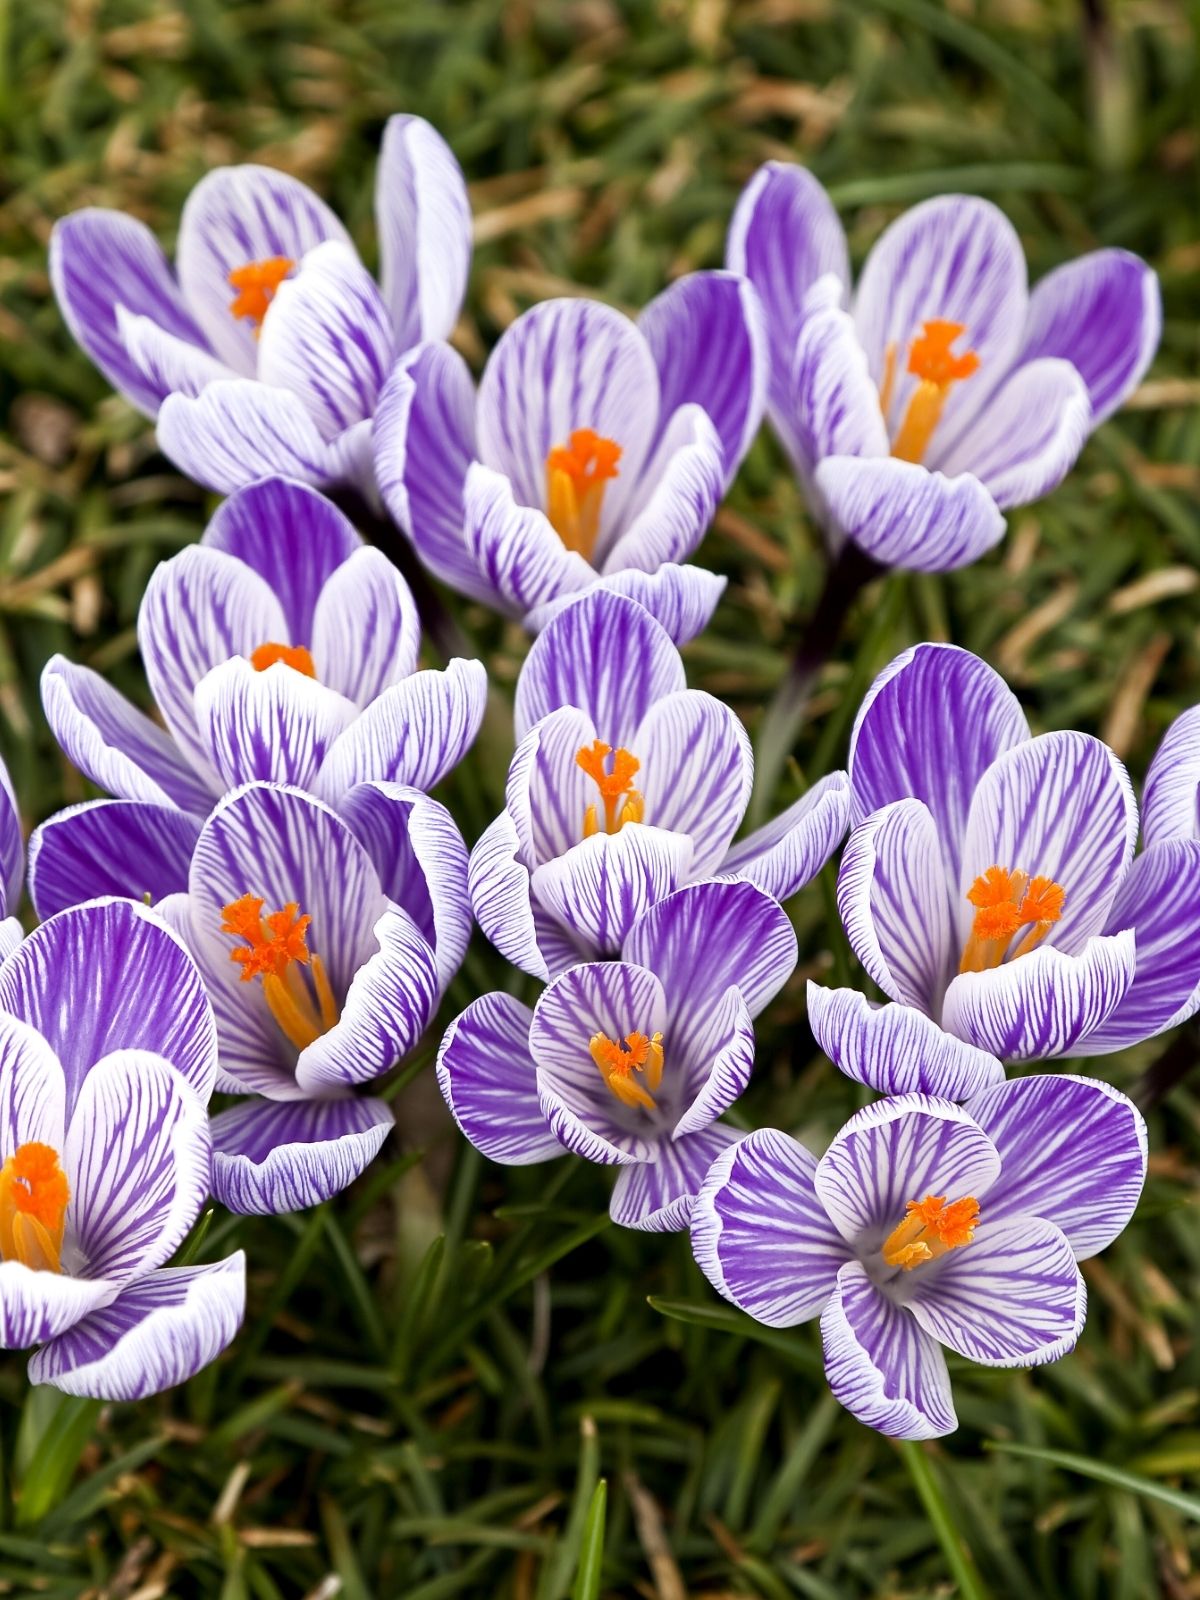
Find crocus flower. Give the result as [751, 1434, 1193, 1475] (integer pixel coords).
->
[372, 275, 767, 640]
[161, 779, 468, 1214]
[813, 643, 1200, 1075]
[468, 590, 849, 980]
[51, 117, 470, 496]
[694, 1075, 1146, 1438]
[728, 166, 1160, 570]
[438, 879, 797, 1230]
[0, 897, 246, 1398]
[34, 477, 485, 917]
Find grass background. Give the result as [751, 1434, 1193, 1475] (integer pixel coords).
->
[1, 0, 1199, 1594]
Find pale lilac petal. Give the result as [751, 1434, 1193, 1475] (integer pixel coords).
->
[808, 984, 1003, 1101]
[815, 1095, 1000, 1248]
[836, 801, 953, 1014]
[815, 456, 1005, 573]
[115, 307, 235, 400]
[176, 164, 353, 373]
[50, 209, 209, 416]
[375, 114, 472, 348]
[1018, 249, 1160, 425]
[211, 1096, 393, 1214]
[514, 588, 685, 747]
[0, 760, 20, 915]
[609, 1123, 741, 1233]
[310, 548, 420, 706]
[64, 1049, 210, 1282]
[468, 813, 547, 982]
[693, 1127, 848, 1325]
[524, 563, 726, 648]
[636, 691, 753, 875]
[941, 930, 1137, 1061]
[937, 358, 1090, 509]
[671, 985, 756, 1138]
[958, 731, 1138, 953]
[41, 656, 216, 816]
[316, 658, 486, 797]
[907, 1215, 1085, 1368]
[202, 475, 361, 642]
[464, 463, 595, 616]
[1143, 706, 1200, 847]
[0, 1012, 66, 1152]
[0, 898, 218, 1111]
[156, 380, 345, 494]
[28, 1255, 245, 1399]
[194, 656, 356, 792]
[789, 289, 889, 466]
[532, 906, 590, 979]
[721, 772, 851, 901]
[0, 1266, 115, 1351]
[257, 242, 395, 435]
[531, 827, 693, 958]
[821, 1261, 957, 1440]
[436, 993, 562, 1165]
[600, 405, 724, 574]
[967, 1073, 1146, 1259]
[28, 800, 199, 919]
[639, 270, 767, 480]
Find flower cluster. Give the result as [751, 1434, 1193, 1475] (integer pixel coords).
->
[6, 115, 1179, 1436]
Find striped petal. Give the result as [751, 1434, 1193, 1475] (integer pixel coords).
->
[937, 358, 1090, 509]
[436, 993, 562, 1166]
[721, 772, 851, 902]
[0, 759, 20, 917]
[815, 456, 1005, 573]
[1142, 706, 1200, 847]
[524, 563, 726, 648]
[635, 691, 753, 876]
[156, 380, 349, 494]
[28, 800, 199, 919]
[0, 1012, 66, 1153]
[467, 813, 547, 982]
[600, 404, 724, 574]
[531, 827, 693, 959]
[194, 657, 357, 791]
[114, 307, 234, 402]
[808, 984, 1003, 1101]
[375, 114, 472, 348]
[310, 547, 420, 706]
[464, 463, 595, 616]
[670, 985, 756, 1139]
[211, 1096, 393, 1214]
[789, 284, 889, 466]
[0, 1265, 115, 1351]
[609, 1123, 741, 1233]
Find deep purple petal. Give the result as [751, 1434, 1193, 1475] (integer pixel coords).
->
[436, 993, 561, 1165]
[609, 1122, 741, 1233]
[156, 380, 343, 494]
[524, 563, 726, 648]
[28, 800, 199, 919]
[311, 548, 420, 707]
[0, 760, 20, 917]
[1142, 706, 1200, 847]
[808, 984, 1003, 1101]
[815, 457, 1005, 573]
[721, 772, 851, 901]
[531, 827, 693, 960]
[211, 1095, 392, 1214]
[635, 691, 753, 876]
[375, 114, 472, 349]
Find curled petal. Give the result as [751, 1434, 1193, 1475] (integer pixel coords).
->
[464, 463, 595, 617]
[29, 800, 199, 920]
[0, 1264, 115, 1351]
[808, 984, 1003, 1101]
[609, 1123, 741, 1234]
[468, 812, 547, 982]
[524, 564, 726, 648]
[211, 1096, 393, 1214]
[721, 772, 851, 902]
[156, 380, 348, 494]
[815, 456, 1005, 573]
[437, 993, 563, 1166]
[601, 404, 724, 574]
[790, 288, 889, 466]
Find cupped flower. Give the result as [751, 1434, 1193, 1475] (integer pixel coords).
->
[51, 116, 470, 496]
[693, 1076, 1146, 1438]
[33, 478, 485, 918]
[166, 779, 468, 1214]
[438, 879, 797, 1230]
[469, 590, 849, 981]
[814, 642, 1200, 1077]
[372, 277, 767, 640]
[728, 166, 1160, 571]
[0, 897, 245, 1398]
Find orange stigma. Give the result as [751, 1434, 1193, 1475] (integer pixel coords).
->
[545, 429, 622, 560]
[221, 894, 338, 1050]
[228, 256, 295, 331]
[959, 866, 1065, 973]
[575, 741, 644, 838]
[882, 1193, 980, 1271]
[886, 319, 981, 464]
[589, 1029, 664, 1112]
[249, 641, 317, 678]
[0, 1143, 69, 1273]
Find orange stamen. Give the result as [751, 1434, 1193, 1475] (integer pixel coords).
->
[228, 256, 295, 330]
[589, 1029, 665, 1112]
[0, 1143, 69, 1273]
[576, 740, 644, 838]
[545, 429, 622, 560]
[249, 642, 317, 678]
[882, 1193, 980, 1271]
[889, 319, 980, 464]
[221, 894, 338, 1051]
[960, 865, 1065, 973]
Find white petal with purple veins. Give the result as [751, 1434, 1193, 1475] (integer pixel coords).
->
[531, 827, 693, 959]
[28, 799, 199, 920]
[464, 464, 596, 616]
[437, 993, 562, 1166]
[0, 1265, 116, 1351]
[816, 456, 1005, 573]
[609, 1123, 741, 1233]
[790, 285, 889, 466]
[0, 1012, 66, 1152]
[524, 564, 726, 648]
[467, 813, 546, 982]
[157, 380, 345, 493]
[671, 985, 756, 1139]
[310, 548, 420, 706]
[115, 306, 234, 401]
[808, 984, 1003, 1101]
[601, 405, 724, 574]
[211, 1096, 393, 1214]
[195, 657, 357, 792]
[635, 690, 753, 876]
[1143, 706, 1200, 847]
[375, 114, 472, 349]
[721, 772, 851, 902]
[936, 357, 1090, 509]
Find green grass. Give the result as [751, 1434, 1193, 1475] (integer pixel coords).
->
[1, 0, 1199, 1594]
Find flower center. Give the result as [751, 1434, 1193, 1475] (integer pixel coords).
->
[589, 1029, 664, 1113]
[545, 429, 622, 560]
[882, 1193, 980, 1272]
[221, 893, 339, 1051]
[249, 641, 317, 678]
[228, 256, 295, 331]
[575, 741, 644, 838]
[0, 1143, 69, 1273]
[882, 319, 981, 464]
[959, 865, 1065, 974]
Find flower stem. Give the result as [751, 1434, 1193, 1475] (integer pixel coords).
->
[749, 541, 882, 825]
[1134, 1021, 1200, 1112]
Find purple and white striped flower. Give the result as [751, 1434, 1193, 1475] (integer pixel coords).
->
[51, 116, 470, 496]
[372, 276, 768, 640]
[163, 779, 467, 1215]
[812, 643, 1200, 1079]
[729, 166, 1160, 571]
[694, 1074, 1146, 1438]
[469, 589, 849, 980]
[0, 897, 246, 1399]
[33, 477, 485, 918]
[438, 879, 797, 1230]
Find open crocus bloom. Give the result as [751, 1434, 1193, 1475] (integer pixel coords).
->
[469, 590, 849, 980]
[372, 277, 766, 640]
[816, 643, 1200, 1074]
[51, 116, 470, 495]
[728, 166, 1160, 570]
[694, 1076, 1146, 1438]
[0, 897, 246, 1399]
[33, 478, 485, 918]
[439, 879, 797, 1229]
[164, 779, 467, 1214]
